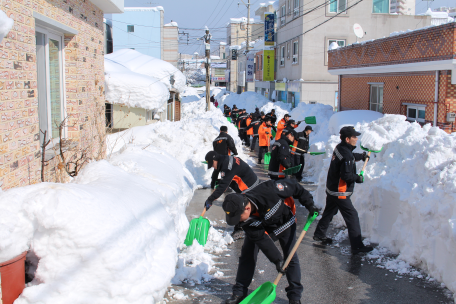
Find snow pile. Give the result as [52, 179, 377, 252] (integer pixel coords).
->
[106, 49, 186, 93]
[328, 110, 383, 135]
[313, 114, 456, 296]
[164, 21, 178, 27]
[0, 146, 195, 304]
[0, 9, 13, 42]
[172, 227, 233, 285]
[108, 97, 253, 187]
[104, 58, 170, 109]
[220, 91, 291, 120]
[181, 87, 201, 104]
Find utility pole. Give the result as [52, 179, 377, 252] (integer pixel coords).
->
[246, 0, 250, 53]
[204, 28, 212, 111]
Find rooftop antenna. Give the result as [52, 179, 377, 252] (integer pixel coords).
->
[353, 23, 364, 43]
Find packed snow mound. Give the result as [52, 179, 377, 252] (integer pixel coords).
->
[0, 146, 195, 304]
[105, 59, 170, 109]
[220, 92, 291, 120]
[0, 9, 13, 42]
[328, 110, 384, 135]
[106, 49, 186, 93]
[107, 97, 253, 187]
[289, 103, 335, 182]
[314, 114, 456, 296]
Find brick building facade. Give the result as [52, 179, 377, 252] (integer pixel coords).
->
[328, 23, 456, 133]
[0, 0, 123, 190]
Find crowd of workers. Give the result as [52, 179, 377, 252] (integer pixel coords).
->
[202, 103, 372, 304]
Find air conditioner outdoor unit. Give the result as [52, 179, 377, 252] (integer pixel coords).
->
[447, 112, 456, 122]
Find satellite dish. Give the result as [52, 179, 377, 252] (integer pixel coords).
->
[353, 23, 364, 39]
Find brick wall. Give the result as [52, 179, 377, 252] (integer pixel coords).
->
[0, 0, 106, 190]
[329, 23, 456, 70]
[340, 71, 456, 133]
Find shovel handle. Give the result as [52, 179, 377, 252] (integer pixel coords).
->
[201, 207, 207, 217]
[273, 211, 319, 285]
[289, 145, 307, 153]
[360, 151, 371, 174]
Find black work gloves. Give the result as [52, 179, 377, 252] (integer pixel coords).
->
[204, 200, 213, 210]
[362, 152, 370, 162]
[356, 174, 364, 184]
[308, 204, 320, 216]
[275, 259, 287, 274]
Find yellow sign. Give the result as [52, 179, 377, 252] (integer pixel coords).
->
[275, 82, 286, 91]
[263, 50, 275, 81]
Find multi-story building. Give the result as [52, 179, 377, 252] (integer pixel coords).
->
[274, 0, 431, 109]
[390, 0, 415, 15]
[0, 0, 124, 190]
[163, 21, 179, 67]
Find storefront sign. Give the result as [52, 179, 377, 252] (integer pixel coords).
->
[263, 50, 275, 81]
[246, 53, 255, 82]
[275, 82, 286, 91]
[212, 77, 226, 81]
[288, 81, 300, 92]
[264, 13, 275, 46]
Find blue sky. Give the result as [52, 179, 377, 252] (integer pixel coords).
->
[121, 0, 455, 55]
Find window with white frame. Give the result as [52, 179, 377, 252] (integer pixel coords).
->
[292, 41, 299, 64]
[35, 29, 65, 143]
[281, 5, 286, 25]
[369, 84, 384, 113]
[293, 0, 300, 17]
[329, 0, 347, 13]
[406, 105, 426, 123]
[372, 0, 389, 13]
[280, 46, 285, 66]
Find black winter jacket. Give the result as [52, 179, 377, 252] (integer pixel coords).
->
[246, 119, 262, 135]
[296, 131, 309, 151]
[241, 179, 315, 263]
[265, 112, 277, 125]
[326, 142, 363, 199]
[268, 138, 293, 178]
[224, 107, 231, 117]
[213, 132, 237, 156]
[207, 155, 259, 202]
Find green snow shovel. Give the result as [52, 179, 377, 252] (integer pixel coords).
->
[271, 128, 276, 138]
[240, 211, 319, 304]
[184, 207, 210, 247]
[264, 152, 271, 165]
[297, 116, 317, 125]
[227, 117, 232, 123]
[289, 145, 325, 155]
[282, 164, 302, 175]
[359, 144, 383, 178]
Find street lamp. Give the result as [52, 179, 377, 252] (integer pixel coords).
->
[193, 52, 198, 69]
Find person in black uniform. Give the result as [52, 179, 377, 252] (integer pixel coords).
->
[238, 111, 250, 147]
[313, 126, 372, 254]
[212, 126, 238, 188]
[265, 109, 277, 125]
[246, 114, 263, 152]
[230, 105, 239, 122]
[222, 179, 319, 304]
[224, 105, 231, 117]
[252, 107, 261, 120]
[293, 126, 312, 182]
[268, 130, 296, 180]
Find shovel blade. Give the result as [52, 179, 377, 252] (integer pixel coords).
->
[240, 282, 276, 304]
[184, 216, 210, 246]
[304, 116, 317, 124]
[227, 117, 232, 123]
[264, 152, 271, 165]
[309, 152, 325, 155]
[360, 144, 383, 153]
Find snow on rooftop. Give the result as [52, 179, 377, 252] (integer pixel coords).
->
[219, 42, 227, 46]
[0, 9, 13, 43]
[211, 55, 220, 59]
[106, 49, 186, 93]
[124, 6, 164, 12]
[228, 17, 263, 24]
[164, 21, 178, 27]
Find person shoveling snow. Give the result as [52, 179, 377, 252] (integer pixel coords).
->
[313, 126, 373, 254]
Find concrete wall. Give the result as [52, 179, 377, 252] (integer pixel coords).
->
[163, 25, 178, 67]
[112, 104, 148, 129]
[111, 7, 163, 58]
[275, 0, 431, 108]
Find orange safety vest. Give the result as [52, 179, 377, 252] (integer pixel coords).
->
[246, 118, 253, 135]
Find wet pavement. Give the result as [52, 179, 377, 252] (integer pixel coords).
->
[165, 148, 453, 304]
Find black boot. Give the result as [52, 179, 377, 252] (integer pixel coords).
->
[225, 294, 245, 304]
[289, 300, 301, 304]
[258, 159, 262, 164]
[352, 245, 374, 255]
[313, 235, 333, 245]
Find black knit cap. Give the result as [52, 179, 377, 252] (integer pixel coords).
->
[222, 193, 247, 225]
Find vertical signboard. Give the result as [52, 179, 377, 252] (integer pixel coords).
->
[246, 53, 255, 82]
[264, 13, 275, 46]
[263, 50, 275, 81]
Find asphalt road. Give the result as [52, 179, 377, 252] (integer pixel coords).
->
[165, 150, 453, 304]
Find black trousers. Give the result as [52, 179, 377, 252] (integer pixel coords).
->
[233, 223, 303, 301]
[294, 155, 305, 181]
[314, 195, 363, 249]
[250, 136, 258, 151]
[244, 133, 250, 146]
[258, 146, 268, 162]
